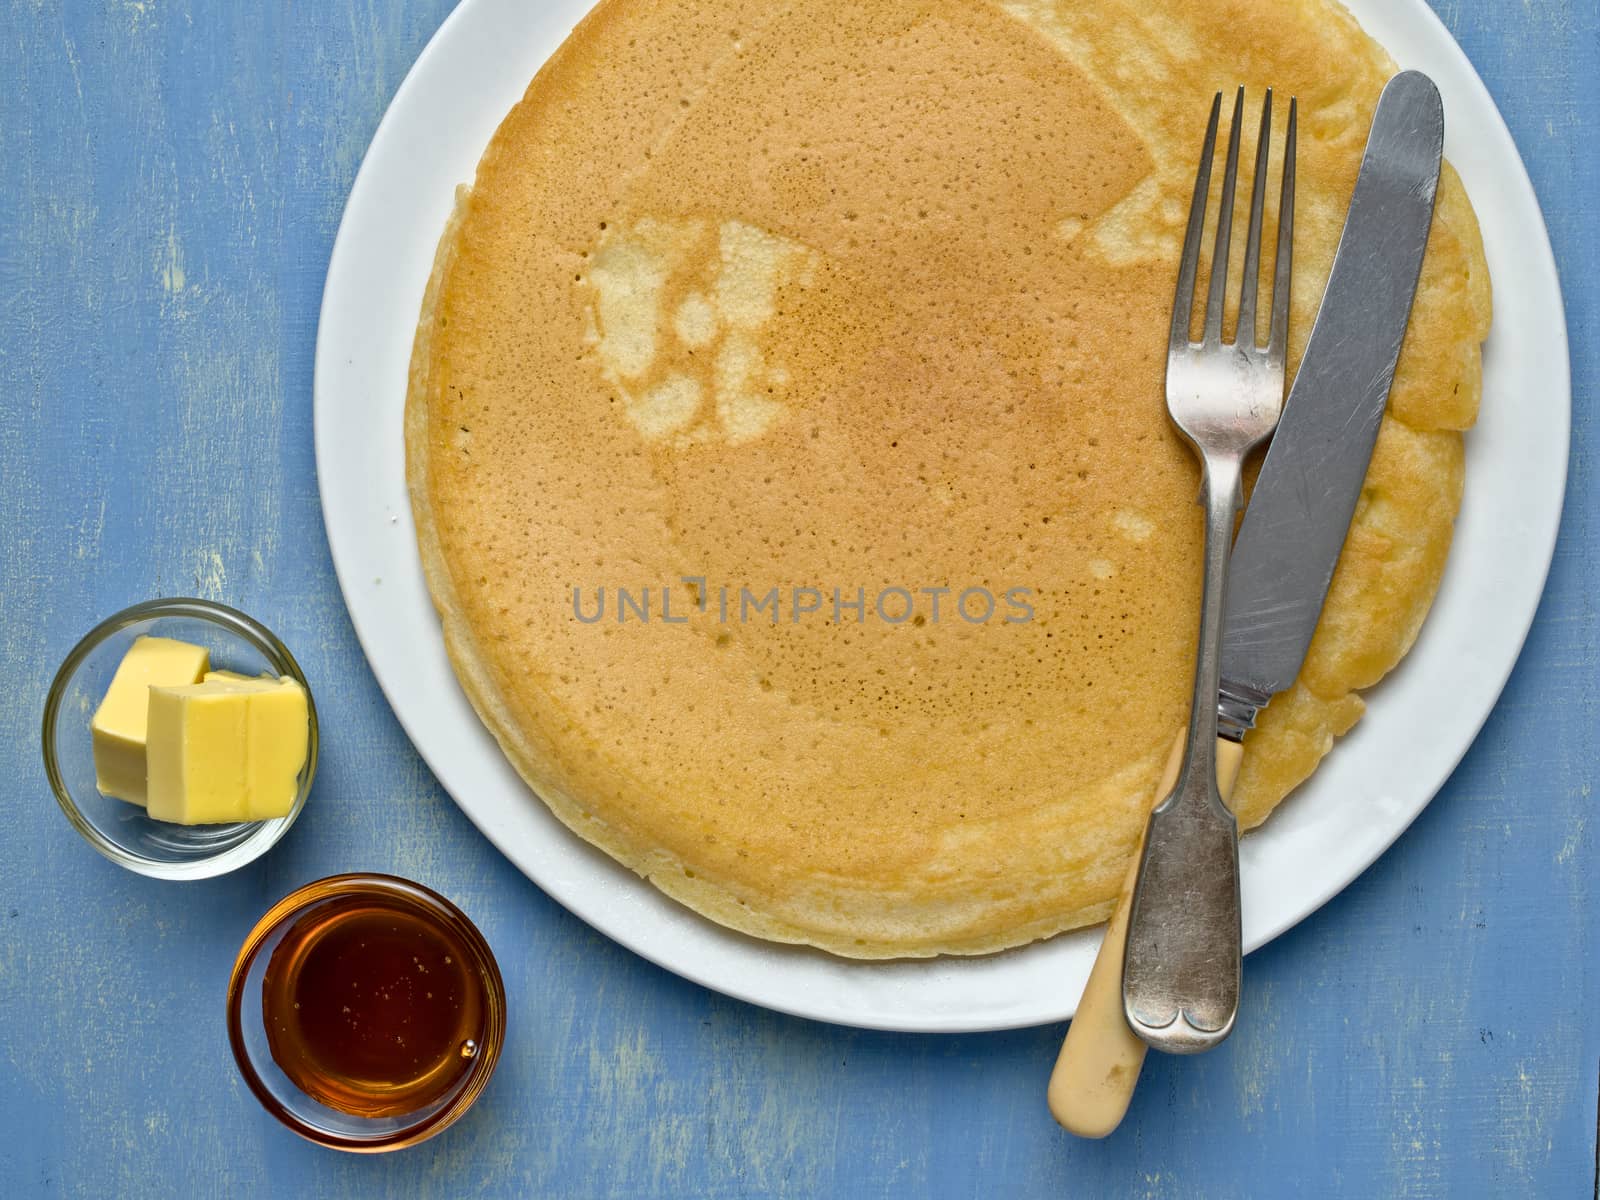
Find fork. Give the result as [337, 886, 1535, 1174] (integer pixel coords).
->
[1120, 87, 1296, 1054]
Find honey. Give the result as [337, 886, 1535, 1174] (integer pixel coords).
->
[261, 893, 487, 1118]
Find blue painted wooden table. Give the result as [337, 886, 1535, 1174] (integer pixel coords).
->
[1, 2, 1594, 1195]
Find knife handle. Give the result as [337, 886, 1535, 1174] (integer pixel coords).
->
[1047, 734, 1244, 1137]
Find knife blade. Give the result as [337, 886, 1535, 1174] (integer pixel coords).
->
[1217, 70, 1445, 731]
[1050, 70, 1445, 1136]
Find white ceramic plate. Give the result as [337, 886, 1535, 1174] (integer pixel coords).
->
[315, 0, 1569, 1031]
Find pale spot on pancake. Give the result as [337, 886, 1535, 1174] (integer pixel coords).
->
[1113, 509, 1155, 542]
[1090, 176, 1179, 264]
[719, 392, 782, 442]
[714, 332, 783, 442]
[588, 230, 671, 379]
[1089, 558, 1117, 580]
[714, 334, 757, 395]
[630, 373, 703, 439]
[580, 216, 813, 445]
[674, 292, 718, 348]
[714, 220, 813, 331]
[1056, 216, 1086, 242]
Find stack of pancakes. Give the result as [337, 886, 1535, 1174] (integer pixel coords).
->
[407, 0, 1490, 956]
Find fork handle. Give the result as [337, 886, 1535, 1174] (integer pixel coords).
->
[1048, 735, 1243, 1136]
[1123, 456, 1245, 1050]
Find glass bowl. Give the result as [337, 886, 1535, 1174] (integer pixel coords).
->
[42, 597, 318, 879]
[226, 874, 506, 1152]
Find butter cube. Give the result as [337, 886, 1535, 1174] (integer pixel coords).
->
[227, 676, 311, 819]
[204, 669, 268, 684]
[146, 677, 309, 825]
[91, 636, 211, 805]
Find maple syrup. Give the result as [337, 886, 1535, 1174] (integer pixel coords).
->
[261, 892, 488, 1118]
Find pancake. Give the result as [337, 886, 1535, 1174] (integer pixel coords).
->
[406, 0, 1490, 957]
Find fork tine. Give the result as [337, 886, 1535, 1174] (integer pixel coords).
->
[1266, 96, 1297, 363]
[1169, 91, 1223, 351]
[1202, 87, 1245, 345]
[1236, 90, 1273, 349]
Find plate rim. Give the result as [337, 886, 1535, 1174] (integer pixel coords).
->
[313, 0, 1571, 1031]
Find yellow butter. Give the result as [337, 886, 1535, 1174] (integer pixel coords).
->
[240, 680, 311, 819]
[203, 669, 275, 685]
[91, 636, 211, 805]
[145, 676, 309, 825]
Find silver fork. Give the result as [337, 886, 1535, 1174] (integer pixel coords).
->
[1122, 87, 1296, 1053]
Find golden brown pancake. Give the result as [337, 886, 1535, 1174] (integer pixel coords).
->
[406, 0, 1490, 956]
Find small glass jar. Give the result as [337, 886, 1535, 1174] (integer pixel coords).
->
[226, 874, 506, 1152]
[42, 597, 318, 879]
